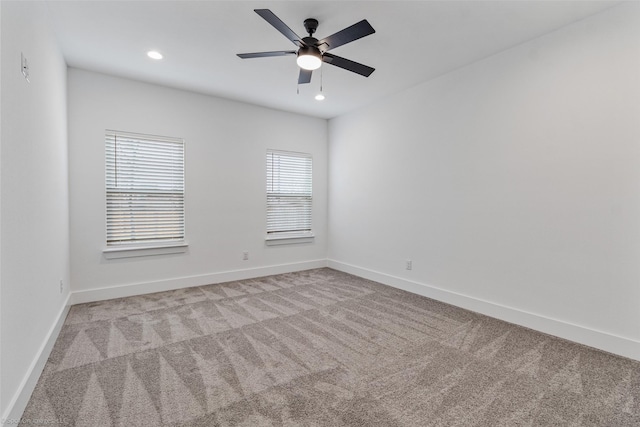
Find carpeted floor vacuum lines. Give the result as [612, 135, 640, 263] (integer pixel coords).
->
[19, 268, 640, 426]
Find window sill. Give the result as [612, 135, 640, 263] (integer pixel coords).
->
[103, 242, 188, 259]
[265, 233, 315, 246]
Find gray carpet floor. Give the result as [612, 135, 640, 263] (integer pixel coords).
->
[20, 268, 640, 426]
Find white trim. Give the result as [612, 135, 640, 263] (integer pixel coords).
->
[265, 234, 315, 246]
[327, 259, 640, 362]
[2, 295, 71, 426]
[103, 242, 188, 259]
[105, 129, 183, 144]
[70, 259, 328, 304]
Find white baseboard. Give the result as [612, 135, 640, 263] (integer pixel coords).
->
[2, 295, 71, 427]
[328, 259, 640, 361]
[70, 259, 328, 305]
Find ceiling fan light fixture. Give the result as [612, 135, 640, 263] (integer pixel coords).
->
[296, 47, 322, 70]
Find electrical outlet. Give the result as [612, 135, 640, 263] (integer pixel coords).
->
[59, 279, 64, 294]
[242, 251, 249, 261]
[405, 260, 412, 270]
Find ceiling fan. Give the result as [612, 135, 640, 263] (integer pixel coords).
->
[237, 9, 376, 84]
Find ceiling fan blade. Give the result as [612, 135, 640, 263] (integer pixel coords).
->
[322, 53, 374, 77]
[254, 9, 304, 47]
[317, 20, 375, 52]
[237, 51, 296, 59]
[298, 69, 312, 84]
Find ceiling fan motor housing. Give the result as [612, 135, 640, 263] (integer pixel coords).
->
[298, 45, 321, 58]
[303, 18, 318, 36]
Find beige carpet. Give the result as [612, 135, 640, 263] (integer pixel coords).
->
[20, 268, 640, 426]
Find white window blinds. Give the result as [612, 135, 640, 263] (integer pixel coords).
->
[106, 131, 185, 246]
[266, 150, 313, 237]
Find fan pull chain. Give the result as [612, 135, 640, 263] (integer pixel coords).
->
[314, 66, 325, 101]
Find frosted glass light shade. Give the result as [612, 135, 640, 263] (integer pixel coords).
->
[296, 47, 322, 70]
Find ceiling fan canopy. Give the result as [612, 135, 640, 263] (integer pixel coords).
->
[237, 9, 376, 84]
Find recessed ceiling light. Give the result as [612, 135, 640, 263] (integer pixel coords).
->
[315, 94, 325, 101]
[147, 51, 163, 60]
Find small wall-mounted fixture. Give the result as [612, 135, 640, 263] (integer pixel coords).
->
[21, 53, 30, 82]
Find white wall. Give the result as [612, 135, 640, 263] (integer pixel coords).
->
[1, 1, 70, 421]
[68, 69, 328, 300]
[328, 3, 640, 359]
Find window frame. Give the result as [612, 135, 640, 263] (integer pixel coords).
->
[103, 130, 187, 258]
[265, 149, 314, 245]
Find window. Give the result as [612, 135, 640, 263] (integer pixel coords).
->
[266, 150, 313, 243]
[105, 131, 185, 252]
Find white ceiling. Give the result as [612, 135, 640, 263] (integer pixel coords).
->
[44, 0, 621, 119]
